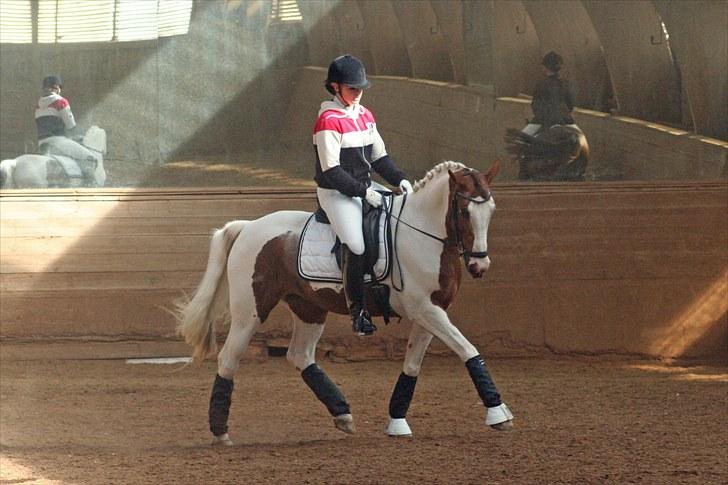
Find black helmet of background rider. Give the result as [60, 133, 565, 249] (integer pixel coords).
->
[42, 74, 63, 91]
[542, 51, 563, 73]
[325, 54, 371, 96]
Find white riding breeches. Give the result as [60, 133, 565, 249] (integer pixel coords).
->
[522, 123, 541, 136]
[39, 136, 95, 162]
[317, 187, 365, 255]
[522, 123, 582, 136]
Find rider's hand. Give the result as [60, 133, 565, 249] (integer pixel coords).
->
[399, 179, 413, 194]
[364, 188, 383, 207]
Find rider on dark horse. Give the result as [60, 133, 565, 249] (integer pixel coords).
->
[509, 52, 588, 181]
[313, 54, 413, 336]
[522, 51, 581, 137]
[35, 75, 97, 185]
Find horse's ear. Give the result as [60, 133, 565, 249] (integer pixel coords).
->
[484, 160, 501, 184]
[448, 169, 457, 181]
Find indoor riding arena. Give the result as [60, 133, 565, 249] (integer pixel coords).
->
[1, 1, 726, 484]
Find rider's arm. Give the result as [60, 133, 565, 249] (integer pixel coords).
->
[56, 97, 77, 130]
[321, 166, 367, 197]
[370, 125, 406, 186]
[562, 79, 575, 113]
[315, 127, 367, 198]
[530, 81, 548, 122]
[372, 155, 406, 187]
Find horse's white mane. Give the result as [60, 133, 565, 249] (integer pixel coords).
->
[412, 161, 467, 193]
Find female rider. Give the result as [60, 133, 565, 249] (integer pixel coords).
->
[35, 75, 97, 185]
[313, 54, 412, 336]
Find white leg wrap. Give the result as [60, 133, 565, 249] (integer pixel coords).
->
[485, 403, 513, 426]
[386, 418, 412, 437]
[211, 433, 233, 446]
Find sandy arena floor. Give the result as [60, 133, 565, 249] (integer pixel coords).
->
[0, 355, 726, 484]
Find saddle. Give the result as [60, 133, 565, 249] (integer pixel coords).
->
[298, 194, 395, 323]
[42, 155, 97, 187]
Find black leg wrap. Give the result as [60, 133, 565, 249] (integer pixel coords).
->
[389, 372, 418, 419]
[209, 374, 234, 436]
[301, 363, 350, 416]
[465, 355, 502, 408]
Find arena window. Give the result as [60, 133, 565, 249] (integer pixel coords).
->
[0, 0, 32, 43]
[269, 0, 302, 24]
[0, 0, 193, 44]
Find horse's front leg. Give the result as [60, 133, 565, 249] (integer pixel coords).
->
[413, 303, 513, 430]
[386, 322, 433, 437]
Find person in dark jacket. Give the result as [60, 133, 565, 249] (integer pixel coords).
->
[522, 52, 581, 136]
[313, 54, 412, 336]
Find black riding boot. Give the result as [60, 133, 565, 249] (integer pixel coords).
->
[342, 245, 377, 336]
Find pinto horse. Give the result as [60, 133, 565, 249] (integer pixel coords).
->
[0, 125, 107, 189]
[175, 160, 513, 445]
[505, 125, 589, 181]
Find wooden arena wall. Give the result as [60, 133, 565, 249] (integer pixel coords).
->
[280, 67, 727, 182]
[1, 183, 726, 361]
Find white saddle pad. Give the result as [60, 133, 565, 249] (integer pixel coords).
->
[297, 207, 391, 284]
[51, 155, 83, 178]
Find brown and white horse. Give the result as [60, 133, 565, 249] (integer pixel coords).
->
[175, 160, 513, 445]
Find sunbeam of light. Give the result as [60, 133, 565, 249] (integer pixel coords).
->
[0, 197, 119, 274]
[648, 268, 728, 357]
[82, 0, 341, 165]
[0, 455, 62, 484]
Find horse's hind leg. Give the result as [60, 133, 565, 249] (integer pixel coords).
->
[386, 323, 433, 437]
[209, 256, 267, 446]
[285, 300, 355, 434]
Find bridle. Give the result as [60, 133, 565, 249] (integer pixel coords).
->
[388, 170, 492, 290]
[451, 191, 491, 265]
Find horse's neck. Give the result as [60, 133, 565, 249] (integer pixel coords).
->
[400, 176, 450, 236]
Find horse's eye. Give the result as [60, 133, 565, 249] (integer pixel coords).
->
[460, 208, 469, 217]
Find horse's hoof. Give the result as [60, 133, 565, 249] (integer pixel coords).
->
[333, 413, 356, 434]
[490, 420, 514, 431]
[386, 418, 412, 437]
[211, 433, 234, 446]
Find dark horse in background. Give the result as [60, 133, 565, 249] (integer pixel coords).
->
[505, 125, 589, 181]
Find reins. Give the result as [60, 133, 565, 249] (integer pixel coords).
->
[387, 188, 491, 292]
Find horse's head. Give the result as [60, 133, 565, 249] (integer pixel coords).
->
[447, 161, 500, 278]
[82, 126, 107, 187]
[83, 126, 107, 156]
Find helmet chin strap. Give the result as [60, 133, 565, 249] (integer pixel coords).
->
[335, 90, 351, 107]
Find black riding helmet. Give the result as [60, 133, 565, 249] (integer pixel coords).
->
[325, 54, 370, 95]
[542, 51, 563, 72]
[42, 74, 63, 89]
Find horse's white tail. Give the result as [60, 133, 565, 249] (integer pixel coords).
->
[0, 159, 16, 189]
[175, 220, 248, 361]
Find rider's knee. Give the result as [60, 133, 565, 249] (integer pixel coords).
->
[344, 239, 365, 256]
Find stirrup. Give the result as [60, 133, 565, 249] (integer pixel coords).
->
[352, 310, 377, 336]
